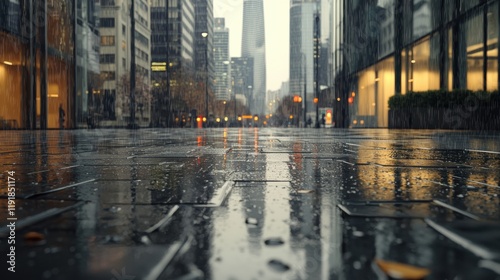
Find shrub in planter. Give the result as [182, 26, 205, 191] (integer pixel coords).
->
[389, 90, 499, 110]
[388, 90, 500, 129]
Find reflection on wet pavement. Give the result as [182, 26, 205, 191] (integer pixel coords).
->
[0, 128, 499, 279]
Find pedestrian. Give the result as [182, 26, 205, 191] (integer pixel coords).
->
[321, 114, 326, 128]
[59, 104, 65, 129]
[307, 117, 312, 128]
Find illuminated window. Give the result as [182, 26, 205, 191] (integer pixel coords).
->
[101, 36, 115, 46]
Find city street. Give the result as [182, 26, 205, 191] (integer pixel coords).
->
[1, 128, 499, 279]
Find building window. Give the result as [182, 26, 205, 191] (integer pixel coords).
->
[100, 18, 115, 28]
[101, 36, 115, 46]
[487, 2, 498, 91]
[466, 12, 484, 91]
[101, 0, 115, 6]
[135, 31, 149, 47]
[122, 24, 126, 36]
[122, 58, 127, 69]
[100, 54, 115, 64]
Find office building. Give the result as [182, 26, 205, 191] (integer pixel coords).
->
[231, 57, 254, 107]
[214, 18, 231, 101]
[99, 0, 151, 126]
[290, 0, 321, 121]
[242, 0, 266, 114]
[333, 0, 499, 128]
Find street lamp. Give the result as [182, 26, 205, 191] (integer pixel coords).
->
[201, 32, 208, 125]
[247, 85, 252, 113]
[314, 12, 320, 128]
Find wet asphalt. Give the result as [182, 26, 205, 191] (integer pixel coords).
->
[0, 128, 499, 280]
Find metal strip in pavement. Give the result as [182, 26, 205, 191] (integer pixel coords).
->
[59, 164, 81, 170]
[27, 169, 51, 175]
[0, 202, 85, 237]
[346, 143, 361, 147]
[337, 204, 353, 216]
[344, 200, 433, 206]
[143, 236, 193, 280]
[450, 175, 500, 189]
[145, 205, 180, 234]
[28, 165, 81, 175]
[194, 180, 234, 208]
[425, 219, 499, 260]
[432, 200, 482, 220]
[425, 179, 451, 187]
[337, 160, 355, 166]
[479, 260, 500, 275]
[465, 149, 500, 155]
[24, 179, 96, 198]
[131, 155, 197, 159]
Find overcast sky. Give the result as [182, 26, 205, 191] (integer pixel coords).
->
[214, 0, 290, 92]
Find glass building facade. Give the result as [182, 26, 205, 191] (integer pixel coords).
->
[0, 0, 102, 129]
[214, 18, 231, 101]
[242, 0, 266, 115]
[0, 0, 76, 129]
[334, 0, 499, 128]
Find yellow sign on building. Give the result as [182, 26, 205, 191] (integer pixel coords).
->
[151, 62, 167, 72]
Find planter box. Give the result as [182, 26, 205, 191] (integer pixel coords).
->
[389, 106, 500, 130]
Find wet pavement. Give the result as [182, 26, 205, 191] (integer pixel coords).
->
[0, 128, 499, 280]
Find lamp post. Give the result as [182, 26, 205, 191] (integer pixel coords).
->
[233, 93, 237, 124]
[201, 32, 208, 126]
[247, 85, 252, 113]
[314, 12, 320, 128]
[128, 0, 137, 129]
[302, 52, 307, 126]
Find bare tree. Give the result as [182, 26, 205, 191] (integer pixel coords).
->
[116, 71, 151, 122]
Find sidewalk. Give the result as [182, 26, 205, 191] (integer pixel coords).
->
[1, 128, 499, 279]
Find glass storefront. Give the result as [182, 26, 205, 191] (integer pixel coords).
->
[0, 0, 74, 129]
[487, 2, 499, 91]
[406, 37, 440, 92]
[466, 11, 484, 91]
[0, 32, 24, 129]
[343, 0, 499, 128]
[354, 57, 395, 127]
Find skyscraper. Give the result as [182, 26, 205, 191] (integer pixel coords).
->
[194, 0, 214, 86]
[241, 0, 266, 115]
[214, 18, 231, 101]
[99, 0, 151, 126]
[231, 57, 254, 107]
[289, 0, 320, 122]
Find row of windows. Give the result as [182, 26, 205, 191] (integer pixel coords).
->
[101, 18, 147, 31]
[136, 65, 149, 77]
[101, 0, 115, 6]
[138, 0, 148, 12]
[100, 66, 149, 82]
[100, 18, 115, 28]
[136, 13, 148, 27]
[101, 36, 115, 46]
[100, 54, 115, 64]
[136, 48, 149, 62]
[135, 31, 149, 47]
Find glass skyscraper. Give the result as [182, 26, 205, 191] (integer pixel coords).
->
[290, 0, 321, 122]
[214, 18, 231, 101]
[242, 0, 266, 115]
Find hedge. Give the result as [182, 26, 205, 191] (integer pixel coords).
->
[388, 90, 500, 109]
